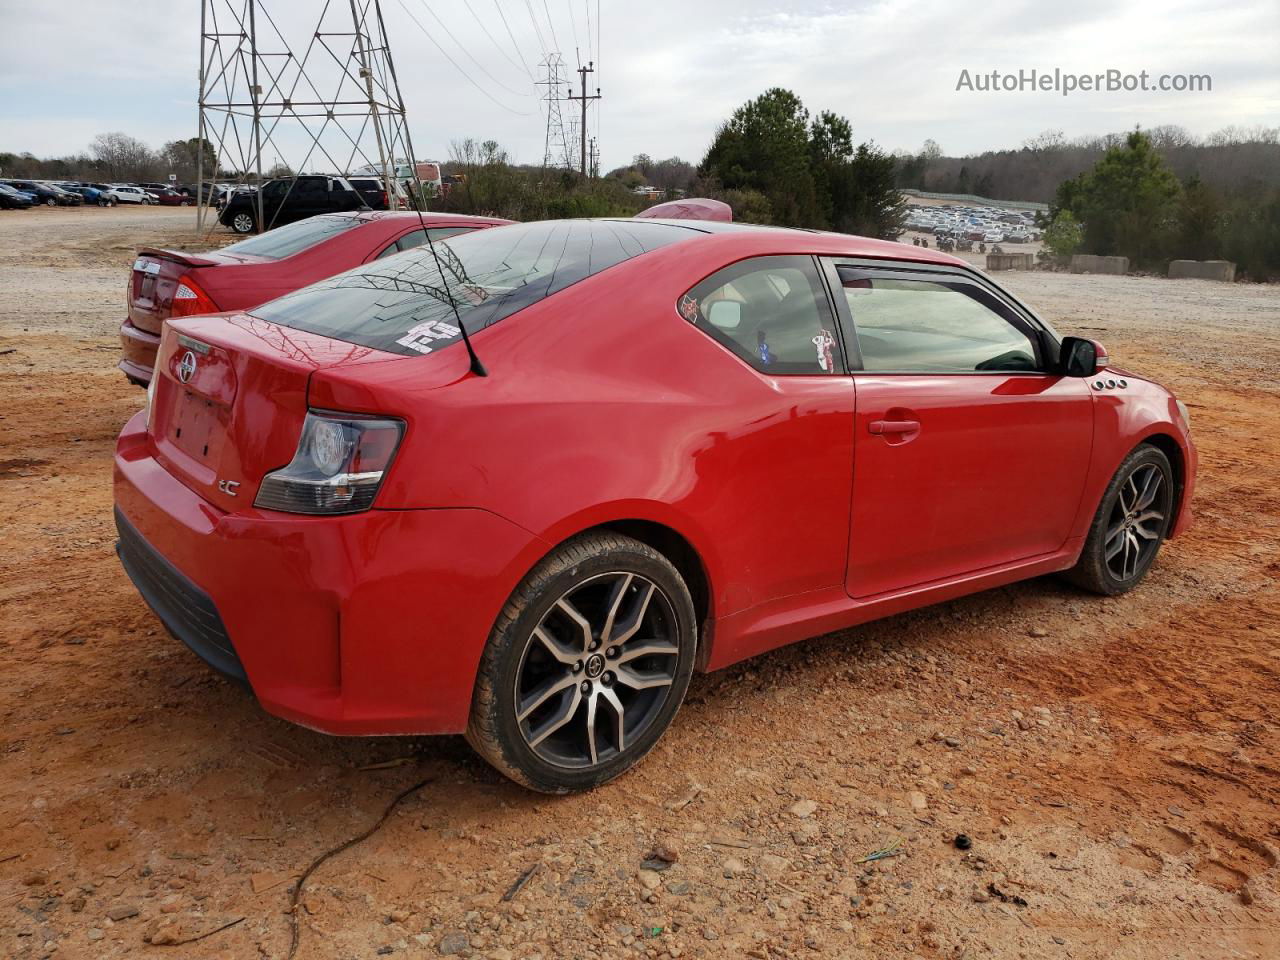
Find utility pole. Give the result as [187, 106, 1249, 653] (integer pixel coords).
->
[566, 61, 600, 177]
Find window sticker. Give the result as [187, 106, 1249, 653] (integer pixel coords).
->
[812, 329, 836, 372]
[679, 294, 699, 323]
[757, 331, 774, 367]
[395, 319, 462, 354]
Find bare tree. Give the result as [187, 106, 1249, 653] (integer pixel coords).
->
[91, 132, 157, 182]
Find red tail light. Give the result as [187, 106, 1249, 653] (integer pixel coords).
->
[169, 274, 220, 318]
[380, 189, 388, 208]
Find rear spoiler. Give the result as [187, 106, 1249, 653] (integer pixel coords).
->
[135, 247, 223, 268]
[634, 197, 732, 223]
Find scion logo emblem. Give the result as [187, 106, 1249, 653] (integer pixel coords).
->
[217, 480, 240, 496]
[177, 350, 198, 384]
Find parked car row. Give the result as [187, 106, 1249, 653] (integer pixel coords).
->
[0, 178, 201, 209]
[903, 202, 1042, 244]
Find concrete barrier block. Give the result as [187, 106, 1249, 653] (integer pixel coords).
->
[986, 253, 1035, 271]
[1169, 259, 1236, 282]
[1070, 254, 1129, 275]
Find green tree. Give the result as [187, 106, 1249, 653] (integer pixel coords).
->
[1175, 175, 1221, 261]
[700, 90, 904, 237]
[699, 88, 822, 227]
[1051, 130, 1181, 264]
[1042, 210, 1084, 259]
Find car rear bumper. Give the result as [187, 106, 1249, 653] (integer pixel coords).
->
[119, 320, 159, 384]
[113, 411, 544, 735]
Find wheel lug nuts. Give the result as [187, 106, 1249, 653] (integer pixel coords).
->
[606, 646, 619, 659]
[602, 672, 614, 686]
[573, 660, 584, 673]
[589, 640, 600, 651]
[580, 680, 592, 694]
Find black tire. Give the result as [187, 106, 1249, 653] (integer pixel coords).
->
[229, 211, 256, 234]
[1066, 444, 1174, 595]
[467, 532, 698, 793]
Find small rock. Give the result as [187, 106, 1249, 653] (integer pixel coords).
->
[907, 791, 928, 812]
[1028, 626, 1049, 638]
[954, 834, 972, 850]
[972, 887, 991, 903]
[792, 822, 820, 845]
[788, 799, 818, 819]
[757, 854, 790, 879]
[106, 905, 139, 922]
[388, 907, 411, 923]
[637, 869, 662, 891]
[86, 930, 104, 942]
[1239, 883, 1256, 906]
[437, 931, 469, 955]
[961, 765, 978, 776]
[703, 928, 719, 941]
[22, 872, 49, 887]
[943, 737, 962, 749]
[722, 857, 744, 879]
[489, 950, 515, 960]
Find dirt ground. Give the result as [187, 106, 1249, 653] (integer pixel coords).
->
[2, 206, 1279, 960]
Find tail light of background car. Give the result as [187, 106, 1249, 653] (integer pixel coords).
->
[169, 275, 220, 318]
[255, 411, 405, 515]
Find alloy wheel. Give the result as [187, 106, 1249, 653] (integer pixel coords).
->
[232, 213, 255, 233]
[514, 572, 680, 770]
[1104, 462, 1168, 580]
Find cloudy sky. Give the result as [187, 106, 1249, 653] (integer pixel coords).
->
[2, 0, 1276, 171]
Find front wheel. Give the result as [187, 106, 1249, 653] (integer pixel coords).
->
[1066, 444, 1174, 595]
[230, 212, 256, 234]
[467, 532, 698, 793]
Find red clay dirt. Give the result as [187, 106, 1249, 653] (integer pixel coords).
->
[1, 206, 1278, 959]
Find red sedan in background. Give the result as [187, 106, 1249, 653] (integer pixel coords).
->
[113, 217, 1195, 792]
[119, 212, 511, 384]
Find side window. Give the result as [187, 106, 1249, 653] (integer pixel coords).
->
[836, 269, 1039, 373]
[678, 255, 840, 374]
[376, 226, 477, 259]
[262, 181, 288, 200]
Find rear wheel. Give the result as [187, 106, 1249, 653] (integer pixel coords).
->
[1066, 444, 1174, 595]
[45, 198, 56, 207]
[230, 212, 256, 234]
[467, 533, 697, 793]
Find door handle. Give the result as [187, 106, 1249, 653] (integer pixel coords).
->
[868, 419, 920, 435]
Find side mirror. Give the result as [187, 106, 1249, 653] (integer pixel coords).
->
[1060, 336, 1107, 377]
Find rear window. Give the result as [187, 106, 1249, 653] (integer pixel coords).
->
[251, 219, 694, 357]
[219, 214, 366, 260]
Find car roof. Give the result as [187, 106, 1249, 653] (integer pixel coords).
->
[595, 218, 970, 269]
[353, 211, 514, 225]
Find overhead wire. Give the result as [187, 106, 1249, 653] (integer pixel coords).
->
[459, 0, 536, 82]
[491, 0, 538, 81]
[413, 0, 530, 98]
[393, 0, 533, 115]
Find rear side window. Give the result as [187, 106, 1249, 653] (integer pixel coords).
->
[679, 256, 841, 374]
[219, 214, 365, 260]
[252, 219, 693, 356]
[375, 226, 475, 259]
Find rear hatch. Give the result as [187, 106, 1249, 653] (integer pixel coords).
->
[127, 248, 269, 336]
[148, 314, 394, 511]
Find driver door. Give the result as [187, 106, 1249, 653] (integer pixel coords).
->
[824, 261, 1094, 598]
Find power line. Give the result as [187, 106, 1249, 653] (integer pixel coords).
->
[461, 0, 535, 81]
[564, 0, 581, 66]
[540, 0, 562, 53]
[414, 0, 529, 98]
[394, 0, 533, 115]
[492, 0, 537, 81]
[522, 0, 549, 54]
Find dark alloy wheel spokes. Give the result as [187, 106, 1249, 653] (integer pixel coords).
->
[1104, 463, 1166, 580]
[515, 572, 680, 769]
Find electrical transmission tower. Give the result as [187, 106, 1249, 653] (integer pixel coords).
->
[196, 0, 419, 231]
[538, 53, 573, 170]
